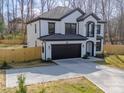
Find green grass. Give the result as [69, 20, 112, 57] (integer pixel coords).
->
[105, 55, 124, 68]
[0, 77, 104, 93]
[96, 55, 124, 69]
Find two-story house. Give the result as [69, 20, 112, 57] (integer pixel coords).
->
[27, 6, 106, 61]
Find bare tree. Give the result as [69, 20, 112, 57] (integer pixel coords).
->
[46, 0, 57, 11]
[40, 0, 46, 13]
[0, 0, 4, 22]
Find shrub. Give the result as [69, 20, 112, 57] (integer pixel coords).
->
[16, 75, 27, 93]
[0, 61, 12, 69]
[82, 54, 89, 59]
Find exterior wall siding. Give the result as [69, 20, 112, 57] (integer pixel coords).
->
[27, 21, 40, 47]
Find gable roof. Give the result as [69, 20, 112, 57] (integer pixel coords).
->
[77, 13, 101, 22]
[27, 6, 106, 24]
[27, 6, 84, 24]
[38, 33, 87, 41]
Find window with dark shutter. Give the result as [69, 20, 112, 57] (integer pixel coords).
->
[65, 23, 76, 35]
[48, 22, 55, 35]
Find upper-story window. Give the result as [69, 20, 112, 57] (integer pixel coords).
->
[86, 21, 95, 37]
[35, 24, 37, 33]
[65, 23, 76, 35]
[97, 25, 101, 34]
[48, 22, 55, 35]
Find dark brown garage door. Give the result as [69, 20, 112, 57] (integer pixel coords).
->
[52, 44, 81, 60]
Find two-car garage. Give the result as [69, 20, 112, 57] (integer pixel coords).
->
[39, 34, 87, 60]
[51, 44, 81, 60]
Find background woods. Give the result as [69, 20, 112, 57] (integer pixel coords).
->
[0, 0, 124, 44]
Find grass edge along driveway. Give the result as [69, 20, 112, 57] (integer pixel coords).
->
[0, 76, 104, 93]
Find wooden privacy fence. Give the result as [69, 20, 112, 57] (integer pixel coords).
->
[104, 45, 124, 54]
[0, 47, 41, 63]
[0, 40, 23, 44]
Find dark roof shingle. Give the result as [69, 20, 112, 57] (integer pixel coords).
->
[38, 34, 87, 41]
[40, 6, 72, 19]
[27, 6, 106, 24]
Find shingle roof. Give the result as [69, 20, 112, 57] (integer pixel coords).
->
[38, 34, 87, 41]
[40, 6, 72, 19]
[26, 6, 106, 24]
[27, 6, 85, 23]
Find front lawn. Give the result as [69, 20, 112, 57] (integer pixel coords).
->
[0, 77, 104, 93]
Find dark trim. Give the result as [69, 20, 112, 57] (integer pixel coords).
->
[86, 41, 94, 56]
[41, 18, 61, 21]
[42, 39, 87, 41]
[77, 13, 101, 22]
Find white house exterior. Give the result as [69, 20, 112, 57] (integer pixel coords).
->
[27, 6, 106, 60]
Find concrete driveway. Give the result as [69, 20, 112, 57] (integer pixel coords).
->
[55, 58, 124, 93]
[6, 58, 124, 93]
